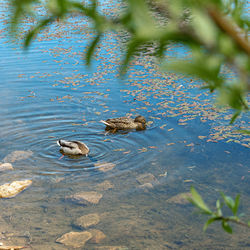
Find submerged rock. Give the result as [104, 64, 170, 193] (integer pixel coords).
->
[166, 192, 192, 205]
[3, 151, 33, 163]
[0, 180, 32, 198]
[94, 246, 128, 250]
[95, 162, 116, 172]
[0, 246, 25, 250]
[56, 231, 92, 248]
[75, 213, 100, 229]
[0, 163, 13, 172]
[67, 191, 103, 205]
[96, 180, 114, 191]
[136, 173, 159, 186]
[138, 183, 153, 190]
[88, 229, 106, 243]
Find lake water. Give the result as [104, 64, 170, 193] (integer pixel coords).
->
[0, 1, 249, 249]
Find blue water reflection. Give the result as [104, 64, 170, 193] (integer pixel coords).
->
[0, 1, 249, 249]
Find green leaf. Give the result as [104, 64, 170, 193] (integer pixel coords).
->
[222, 221, 233, 234]
[85, 33, 101, 66]
[121, 38, 142, 74]
[216, 199, 222, 216]
[232, 194, 240, 215]
[203, 217, 220, 231]
[24, 18, 53, 48]
[161, 57, 223, 85]
[235, 129, 250, 135]
[192, 9, 217, 46]
[230, 111, 241, 124]
[220, 192, 235, 211]
[188, 187, 212, 215]
[127, 0, 156, 38]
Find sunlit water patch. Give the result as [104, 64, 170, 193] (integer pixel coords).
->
[0, 1, 249, 249]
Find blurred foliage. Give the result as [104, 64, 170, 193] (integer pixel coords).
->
[9, 0, 249, 120]
[187, 187, 250, 234]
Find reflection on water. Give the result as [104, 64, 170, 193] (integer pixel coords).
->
[0, 0, 249, 249]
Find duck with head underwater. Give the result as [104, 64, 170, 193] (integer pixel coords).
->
[57, 140, 89, 156]
[100, 115, 146, 132]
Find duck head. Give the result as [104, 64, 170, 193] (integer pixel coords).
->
[134, 115, 146, 125]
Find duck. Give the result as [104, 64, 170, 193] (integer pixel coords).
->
[100, 115, 146, 131]
[57, 140, 89, 156]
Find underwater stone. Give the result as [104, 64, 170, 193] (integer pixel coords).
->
[88, 229, 106, 243]
[0, 180, 32, 198]
[67, 191, 103, 205]
[3, 150, 33, 163]
[0, 163, 13, 172]
[95, 162, 116, 172]
[75, 213, 100, 229]
[94, 246, 128, 250]
[96, 180, 114, 191]
[136, 173, 159, 185]
[166, 192, 192, 205]
[56, 231, 92, 248]
[138, 183, 153, 190]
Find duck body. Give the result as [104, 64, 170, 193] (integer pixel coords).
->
[57, 140, 89, 156]
[100, 115, 146, 131]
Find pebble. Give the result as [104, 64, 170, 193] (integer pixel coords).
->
[166, 192, 192, 205]
[75, 213, 100, 229]
[56, 231, 92, 248]
[0, 246, 25, 249]
[0, 180, 32, 198]
[3, 151, 33, 163]
[0, 163, 13, 172]
[67, 191, 103, 205]
[88, 229, 106, 243]
[138, 183, 154, 190]
[95, 162, 116, 172]
[96, 180, 114, 191]
[136, 173, 159, 185]
[94, 246, 128, 250]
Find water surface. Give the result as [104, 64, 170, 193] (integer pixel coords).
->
[0, 1, 249, 249]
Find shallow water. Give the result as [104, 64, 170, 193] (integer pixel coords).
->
[0, 1, 249, 249]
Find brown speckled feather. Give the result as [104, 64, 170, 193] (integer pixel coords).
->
[100, 115, 146, 131]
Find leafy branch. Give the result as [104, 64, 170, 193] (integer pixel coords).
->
[187, 186, 250, 233]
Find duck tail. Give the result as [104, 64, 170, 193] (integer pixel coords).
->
[57, 140, 62, 146]
[100, 120, 110, 126]
[57, 139, 70, 147]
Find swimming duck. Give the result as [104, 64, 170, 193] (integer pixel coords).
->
[57, 140, 89, 156]
[100, 115, 146, 131]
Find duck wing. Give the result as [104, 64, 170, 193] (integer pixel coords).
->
[106, 117, 133, 124]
